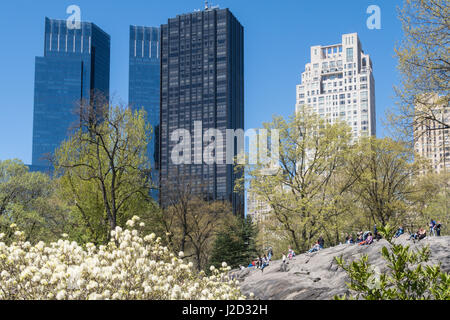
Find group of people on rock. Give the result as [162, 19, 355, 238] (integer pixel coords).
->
[407, 219, 443, 241]
[247, 247, 273, 272]
[241, 219, 444, 273]
[342, 225, 382, 247]
[429, 219, 442, 237]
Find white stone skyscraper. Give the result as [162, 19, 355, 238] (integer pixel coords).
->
[295, 33, 376, 139]
[414, 94, 450, 174]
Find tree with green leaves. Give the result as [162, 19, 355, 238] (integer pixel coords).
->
[412, 171, 450, 234]
[54, 100, 158, 244]
[0, 159, 71, 243]
[345, 137, 425, 228]
[185, 199, 233, 272]
[157, 171, 237, 271]
[335, 225, 450, 300]
[209, 215, 259, 270]
[389, 0, 449, 142]
[244, 109, 356, 252]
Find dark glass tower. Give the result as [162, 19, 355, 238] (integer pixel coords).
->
[129, 26, 160, 200]
[31, 17, 110, 171]
[160, 7, 244, 215]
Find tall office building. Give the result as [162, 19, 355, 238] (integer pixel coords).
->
[414, 95, 450, 174]
[295, 33, 376, 139]
[31, 17, 110, 171]
[129, 26, 160, 199]
[160, 6, 244, 215]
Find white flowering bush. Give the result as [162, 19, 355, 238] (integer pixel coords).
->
[0, 216, 247, 300]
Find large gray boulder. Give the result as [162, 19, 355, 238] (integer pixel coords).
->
[233, 235, 450, 300]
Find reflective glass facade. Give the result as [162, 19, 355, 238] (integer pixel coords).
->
[32, 17, 110, 169]
[129, 26, 160, 200]
[160, 8, 244, 215]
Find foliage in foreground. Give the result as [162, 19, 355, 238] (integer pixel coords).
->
[0, 216, 248, 300]
[335, 225, 450, 300]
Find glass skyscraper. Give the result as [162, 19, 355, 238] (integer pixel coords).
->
[160, 7, 244, 215]
[31, 17, 110, 171]
[129, 26, 160, 199]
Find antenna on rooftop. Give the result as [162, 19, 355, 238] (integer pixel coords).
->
[205, 0, 209, 10]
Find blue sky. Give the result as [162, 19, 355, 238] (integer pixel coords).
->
[0, 0, 403, 163]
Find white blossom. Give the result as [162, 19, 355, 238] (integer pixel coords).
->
[0, 218, 247, 300]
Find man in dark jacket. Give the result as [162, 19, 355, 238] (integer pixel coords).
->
[318, 236, 324, 249]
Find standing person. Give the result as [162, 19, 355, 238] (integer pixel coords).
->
[288, 246, 295, 260]
[281, 254, 288, 272]
[429, 219, 436, 236]
[267, 247, 273, 261]
[435, 222, 442, 237]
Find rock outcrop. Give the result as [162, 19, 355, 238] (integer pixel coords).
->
[233, 235, 450, 300]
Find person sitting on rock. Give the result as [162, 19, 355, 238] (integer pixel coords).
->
[409, 228, 426, 241]
[261, 256, 269, 273]
[356, 232, 363, 242]
[262, 254, 269, 266]
[409, 231, 418, 240]
[308, 241, 321, 253]
[394, 226, 404, 238]
[345, 233, 354, 244]
[418, 228, 427, 240]
[318, 236, 325, 249]
[363, 231, 371, 241]
[375, 232, 382, 241]
[359, 232, 374, 245]
[257, 256, 263, 269]
[347, 234, 354, 244]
